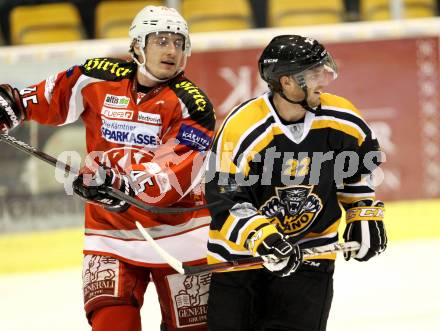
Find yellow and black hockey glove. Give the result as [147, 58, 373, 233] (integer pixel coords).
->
[247, 226, 302, 277]
[343, 200, 387, 261]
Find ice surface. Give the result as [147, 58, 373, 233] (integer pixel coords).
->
[0, 239, 438, 331]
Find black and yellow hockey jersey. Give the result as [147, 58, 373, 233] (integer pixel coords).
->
[205, 92, 381, 265]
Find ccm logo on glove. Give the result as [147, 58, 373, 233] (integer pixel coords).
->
[346, 206, 384, 222]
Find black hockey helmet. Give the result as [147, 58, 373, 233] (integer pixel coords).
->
[258, 35, 337, 93]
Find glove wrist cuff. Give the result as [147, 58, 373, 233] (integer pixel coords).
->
[346, 205, 384, 224]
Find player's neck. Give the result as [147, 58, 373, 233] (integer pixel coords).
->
[273, 93, 307, 122]
[136, 70, 158, 87]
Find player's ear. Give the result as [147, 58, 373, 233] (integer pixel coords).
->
[279, 75, 294, 90]
[133, 43, 143, 57]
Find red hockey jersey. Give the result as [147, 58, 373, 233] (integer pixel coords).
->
[21, 57, 216, 266]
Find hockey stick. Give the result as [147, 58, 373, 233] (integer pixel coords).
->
[0, 133, 218, 214]
[135, 221, 360, 275]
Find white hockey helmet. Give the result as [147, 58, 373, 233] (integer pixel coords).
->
[129, 5, 191, 55]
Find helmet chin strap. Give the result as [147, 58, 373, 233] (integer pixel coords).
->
[279, 85, 315, 113]
[132, 51, 168, 83]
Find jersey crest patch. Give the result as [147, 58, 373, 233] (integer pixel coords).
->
[261, 185, 323, 236]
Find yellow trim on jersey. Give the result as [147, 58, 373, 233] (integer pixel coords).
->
[240, 132, 274, 176]
[219, 214, 237, 240]
[320, 93, 363, 116]
[218, 214, 275, 251]
[247, 223, 279, 256]
[301, 221, 340, 261]
[209, 230, 250, 253]
[207, 254, 224, 265]
[312, 119, 364, 146]
[304, 220, 340, 239]
[218, 142, 238, 174]
[207, 254, 262, 271]
[337, 194, 375, 205]
[238, 216, 272, 248]
[216, 97, 271, 175]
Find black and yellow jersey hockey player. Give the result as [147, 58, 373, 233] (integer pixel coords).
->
[205, 35, 387, 331]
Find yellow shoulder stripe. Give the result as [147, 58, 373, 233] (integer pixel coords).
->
[320, 93, 362, 116]
[217, 97, 271, 174]
[312, 119, 364, 146]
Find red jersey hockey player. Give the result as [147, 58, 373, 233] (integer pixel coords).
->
[0, 6, 215, 331]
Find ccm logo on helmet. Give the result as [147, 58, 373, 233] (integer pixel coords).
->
[84, 58, 133, 77]
[175, 81, 207, 112]
[0, 95, 19, 127]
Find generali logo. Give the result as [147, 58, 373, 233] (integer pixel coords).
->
[104, 94, 130, 108]
[167, 272, 211, 328]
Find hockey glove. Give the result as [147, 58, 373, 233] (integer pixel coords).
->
[247, 227, 302, 277]
[343, 200, 387, 262]
[0, 84, 25, 133]
[73, 164, 134, 212]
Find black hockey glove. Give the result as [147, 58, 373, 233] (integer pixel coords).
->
[73, 164, 134, 212]
[343, 200, 387, 262]
[247, 227, 302, 277]
[0, 84, 25, 132]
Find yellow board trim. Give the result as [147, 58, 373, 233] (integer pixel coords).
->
[0, 227, 83, 275]
[2, 199, 440, 275]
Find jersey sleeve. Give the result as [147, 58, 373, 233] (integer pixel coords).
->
[127, 79, 216, 207]
[323, 96, 382, 206]
[20, 65, 87, 126]
[337, 175, 376, 207]
[205, 117, 278, 251]
[20, 58, 134, 126]
[336, 131, 380, 207]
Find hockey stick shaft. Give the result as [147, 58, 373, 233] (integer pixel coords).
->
[135, 221, 360, 275]
[0, 133, 217, 214]
[183, 241, 360, 274]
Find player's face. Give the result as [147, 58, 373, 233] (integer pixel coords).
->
[144, 32, 186, 79]
[303, 64, 337, 107]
